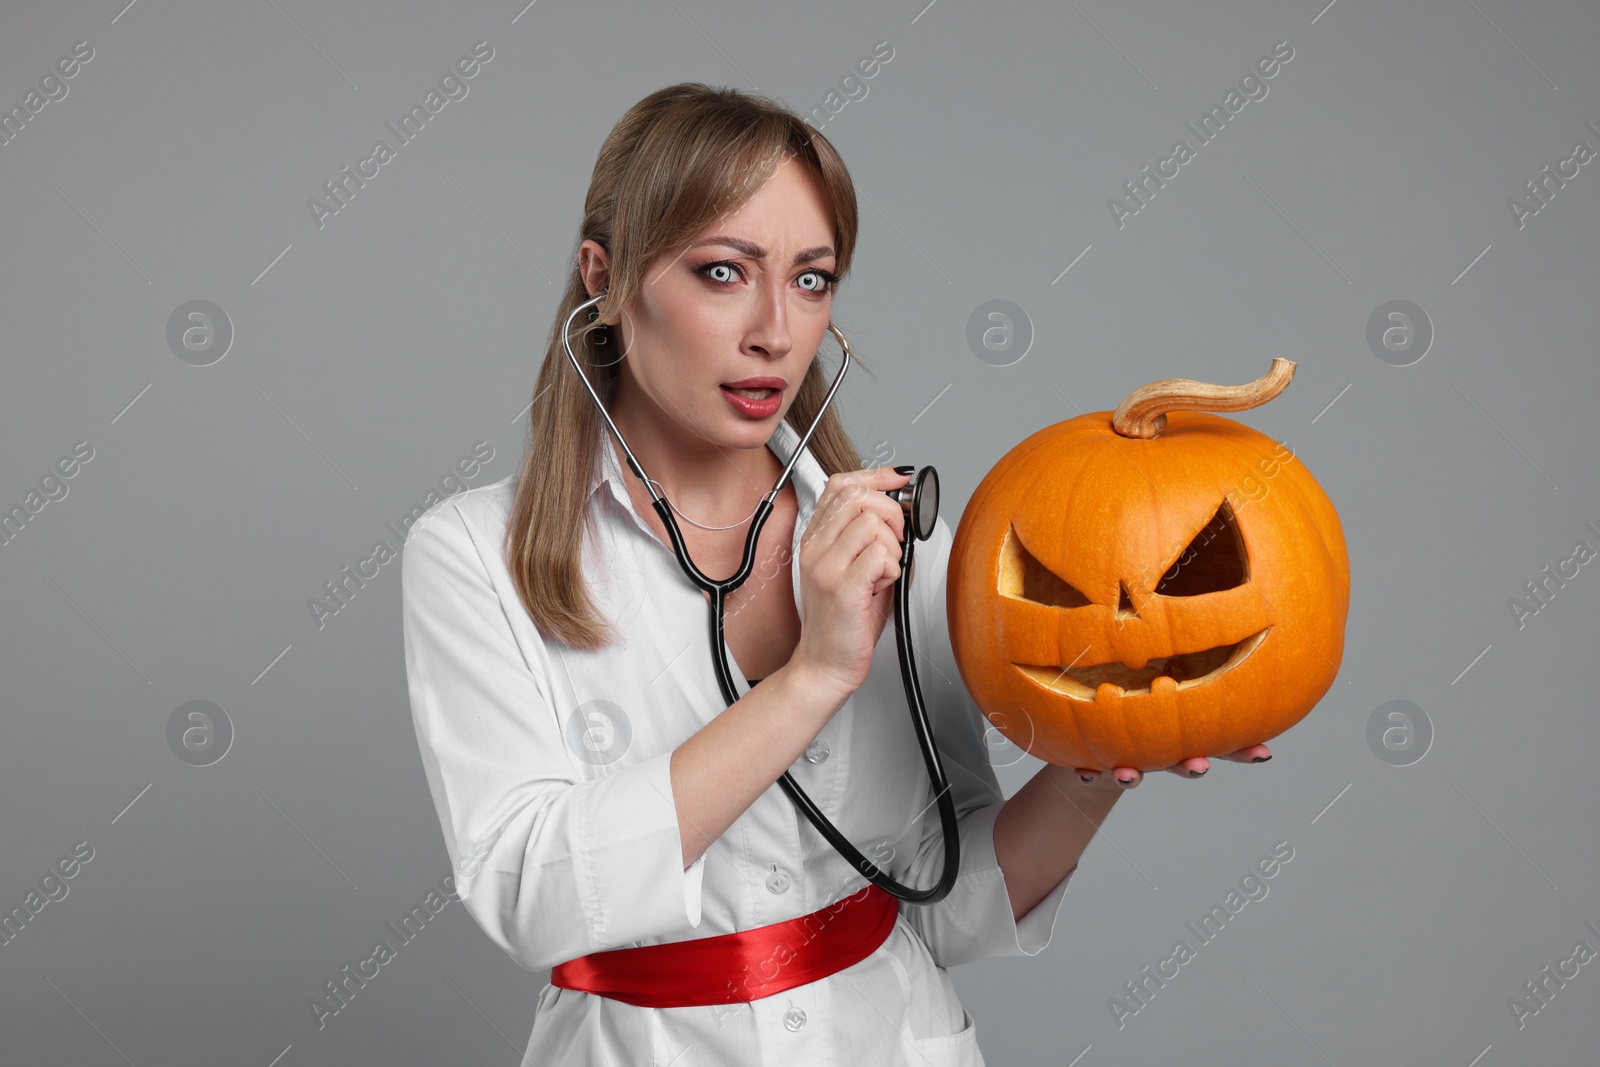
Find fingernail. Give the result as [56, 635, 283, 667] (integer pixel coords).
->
[1116, 775, 1136, 786]
[1252, 755, 1272, 763]
[1189, 768, 1207, 777]
[1079, 774, 1096, 783]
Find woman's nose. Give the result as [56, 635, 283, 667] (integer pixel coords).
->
[746, 277, 792, 357]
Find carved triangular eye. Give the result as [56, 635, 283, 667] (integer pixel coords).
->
[999, 525, 1092, 608]
[1155, 501, 1247, 597]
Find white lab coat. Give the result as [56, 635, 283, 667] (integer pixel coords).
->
[401, 416, 1077, 1066]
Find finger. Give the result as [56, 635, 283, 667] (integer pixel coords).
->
[847, 472, 908, 543]
[829, 467, 911, 503]
[812, 470, 908, 543]
[868, 465, 913, 485]
[832, 510, 902, 582]
[820, 508, 889, 573]
[844, 537, 901, 597]
[1221, 742, 1272, 763]
[1166, 756, 1209, 778]
[1112, 767, 1141, 788]
[812, 509, 900, 597]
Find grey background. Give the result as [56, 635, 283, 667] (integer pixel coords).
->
[2, 0, 1597, 1063]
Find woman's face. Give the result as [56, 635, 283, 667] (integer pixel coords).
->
[600, 158, 839, 452]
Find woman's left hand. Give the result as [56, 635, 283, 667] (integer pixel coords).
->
[1074, 743, 1272, 788]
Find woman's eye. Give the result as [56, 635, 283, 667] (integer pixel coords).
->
[797, 270, 834, 294]
[702, 263, 740, 285]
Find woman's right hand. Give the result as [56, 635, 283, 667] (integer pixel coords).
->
[790, 466, 911, 699]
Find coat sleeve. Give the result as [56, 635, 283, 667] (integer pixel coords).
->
[401, 499, 706, 973]
[894, 515, 1077, 968]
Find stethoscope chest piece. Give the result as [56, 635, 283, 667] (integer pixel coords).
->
[887, 464, 939, 546]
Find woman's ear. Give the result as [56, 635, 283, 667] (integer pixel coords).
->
[578, 239, 611, 299]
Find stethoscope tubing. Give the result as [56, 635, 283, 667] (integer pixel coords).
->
[561, 291, 959, 904]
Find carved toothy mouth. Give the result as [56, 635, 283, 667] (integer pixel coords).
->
[1015, 627, 1270, 700]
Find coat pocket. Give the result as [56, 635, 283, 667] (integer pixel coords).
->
[910, 1009, 982, 1067]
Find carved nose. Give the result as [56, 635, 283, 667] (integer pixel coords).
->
[1116, 581, 1140, 620]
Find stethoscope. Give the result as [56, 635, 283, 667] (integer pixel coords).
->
[561, 290, 959, 905]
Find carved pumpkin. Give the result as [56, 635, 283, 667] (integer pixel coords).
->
[947, 359, 1349, 770]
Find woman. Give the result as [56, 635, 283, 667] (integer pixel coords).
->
[401, 83, 1270, 1066]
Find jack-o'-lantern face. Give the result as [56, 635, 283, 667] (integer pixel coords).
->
[947, 362, 1350, 770]
[1003, 497, 1270, 699]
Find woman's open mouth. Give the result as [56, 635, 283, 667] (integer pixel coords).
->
[720, 385, 782, 417]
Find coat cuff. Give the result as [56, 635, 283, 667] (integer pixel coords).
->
[581, 749, 706, 936]
[934, 803, 1077, 961]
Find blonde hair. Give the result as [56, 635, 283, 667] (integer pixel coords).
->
[504, 83, 869, 651]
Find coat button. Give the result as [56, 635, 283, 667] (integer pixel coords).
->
[804, 740, 830, 764]
[783, 1005, 807, 1031]
[765, 867, 791, 894]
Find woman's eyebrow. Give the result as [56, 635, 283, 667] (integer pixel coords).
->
[688, 235, 836, 264]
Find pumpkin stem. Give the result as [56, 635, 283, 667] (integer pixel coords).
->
[1110, 358, 1296, 439]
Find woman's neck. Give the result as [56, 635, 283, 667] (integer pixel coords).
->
[606, 402, 783, 524]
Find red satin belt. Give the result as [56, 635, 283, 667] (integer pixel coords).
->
[550, 883, 898, 1008]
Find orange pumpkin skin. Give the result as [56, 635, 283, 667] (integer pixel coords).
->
[947, 408, 1349, 771]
